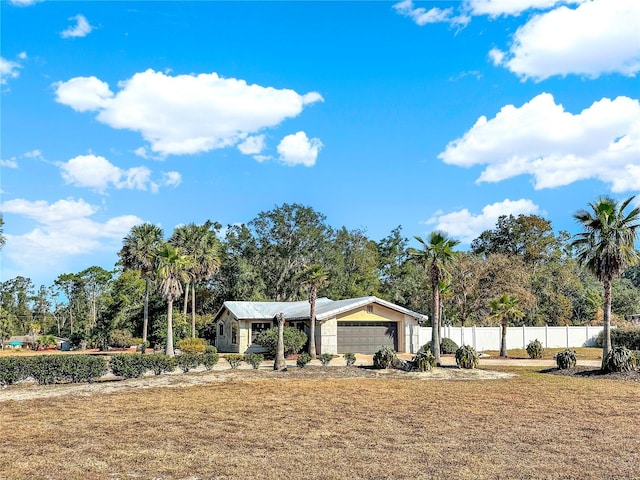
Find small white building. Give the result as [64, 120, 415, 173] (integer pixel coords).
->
[214, 296, 426, 355]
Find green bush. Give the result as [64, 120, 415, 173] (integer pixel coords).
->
[245, 353, 264, 369]
[603, 346, 637, 373]
[296, 352, 311, 368]
[555, 349, 577, 370]
[455, 345, 479, 369]
[143, 353, 176, 375]
[176, 353, 200, 373]
[205, 345, 218, 354]
[109, 329, 134, 348]
[255, 327, 307, 358]
[27, 355, 67, 385]
[412, 350, 436, 372]
[609, 328, 640, 350]
[526, 339, 544, 359]
[343, 352, 356, 367]
[373, 346, 396, 369]
[421, 338, 459, 355]
[318, 353, 334, 366]
[63, 355, 108, 383]
[202, 351, 220, 370]
[0, 356, 28, 386]
[109, 354, 147, 378]
[177, 337, 207, 354]
[226, 354, 244, 369]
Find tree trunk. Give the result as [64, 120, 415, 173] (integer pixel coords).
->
[601, 277, 612, 369]
[431, 283, 442, 366]
[274, 313, 287, 371]
[142, 278, 149, 354]
[309, 285, 317, 359]
[166, 298, 175, 357]
[182, 281, 190, 317]
[191, 283, 197, 338]
[500, 319, 508, 357]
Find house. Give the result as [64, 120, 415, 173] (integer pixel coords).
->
[3, 335, 71, 351]
[214, 296, 426, 355]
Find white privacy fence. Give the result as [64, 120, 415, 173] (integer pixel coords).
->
[416, 325, 605, 352]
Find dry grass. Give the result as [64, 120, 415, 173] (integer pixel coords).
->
[1, 366, 638, 480]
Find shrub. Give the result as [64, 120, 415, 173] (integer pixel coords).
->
[202, 351, 220, 370]
[205, 345, 218, 354]
[318, 353, 334, 366]
[176, 353, 200, 373]
[296, 352, 311, 368]
[555, 349, 577, 370]
[226, 354, 244, 369]
[603, 346, 637, 373]
[526, 339, 544, 359]
[412, 350, 436, 372]
[597, 328, 640, 350]
[143, 353, 176, 375]
[255, 327, 307, 358]
[245, 353, 264, 369]
[63, 355, 108, 383]
[27, 355, 67, 385]
[343, 352, 356, 367]
[177, 337, 207, 354]
[421, 338, 459, 355]
[109, 329, 134, 348]
[109, 354, 147, 378]
[373, 346, 396, 369]
[0, 356, 28, 386]
[455, 345, 479, 369]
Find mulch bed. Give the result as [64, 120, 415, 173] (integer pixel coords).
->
[543, 365, 640, 381]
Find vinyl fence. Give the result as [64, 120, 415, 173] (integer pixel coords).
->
[417, 325, 605, 352]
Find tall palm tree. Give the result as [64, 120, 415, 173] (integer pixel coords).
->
[409, 231, 459, 366]
[301, 263, 329, 359]
[489, 294, 524, 357]
[157, 243, 191, 357]
[274, 312, 287, 371]
[118, 223, 164, 353]
[572, 196, 640, 366]
[0, 214, 6, 250]
[170, 221, 221, 338]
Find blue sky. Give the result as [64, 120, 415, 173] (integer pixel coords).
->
[1, 0, 639, 289]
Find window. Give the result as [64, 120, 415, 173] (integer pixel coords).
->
[219, 323, 224, 336]
[251, 322, 271, 343]
[231, 322, 238, 344]
[366, 305, 374, 314]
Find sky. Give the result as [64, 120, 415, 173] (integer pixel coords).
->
[1, 0, 639, 289]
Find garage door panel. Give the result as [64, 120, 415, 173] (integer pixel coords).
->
[337, 321, 398, 354]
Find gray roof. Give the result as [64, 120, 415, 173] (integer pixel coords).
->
[216, 296, 427, 322]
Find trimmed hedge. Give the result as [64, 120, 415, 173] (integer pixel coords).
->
[143, 353, 176, 375]
[0, 355, 108, 385]
[597, 328, 640, 350]
[421, 338, 459, 355]
[255, 327, 307, 358]
[109, 354, 147, 379]
[0, 356, 28, 386]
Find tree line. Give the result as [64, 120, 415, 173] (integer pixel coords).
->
[1, 199, 639, 357]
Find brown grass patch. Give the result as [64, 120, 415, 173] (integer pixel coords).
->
[1, 366, 638, 480]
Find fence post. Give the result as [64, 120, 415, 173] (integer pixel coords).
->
[566, 325, 570, 348]
[472, 325, 476, 351]
[544, 324, 548, 348]
[522, 325, 526, 349]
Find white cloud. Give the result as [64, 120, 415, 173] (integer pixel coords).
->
[238, 135, 266, 155]
[17, 52, 27, 60]
[61, 14, 94, 39]
[465, 0, 582, 17]
[277, 131, 323, 167]
[23, 149, 43, 159]
[426, 199, 541, 244]
[54, 76, 113, 112]
[58, 154, 180, 193]
[1, 197, 142, 274]
[393, 0, 470, 26]
[0, 57, 22, 86]
[8, 0, 43, 6]
[0, 158, 18, 168]
[54, 69, 323, 157]
[492, 0, 640, 80]
[160, 171, 182, 187]
[439, 93, 640, 192]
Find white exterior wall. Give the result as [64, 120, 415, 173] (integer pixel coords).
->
[319, 317, 338, 354]
[418, 325, 605, 352]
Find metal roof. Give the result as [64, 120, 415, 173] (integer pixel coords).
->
[215, 296, 427, 322]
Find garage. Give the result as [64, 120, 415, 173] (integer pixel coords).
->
[337, 321, 398, 354]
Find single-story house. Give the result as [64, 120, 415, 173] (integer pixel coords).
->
[214, 296, 426, 355]
[2, 335, 71, 351]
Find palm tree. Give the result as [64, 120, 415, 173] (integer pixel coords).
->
[170, 221, 221, 338]
[274, 312, 287, 371]
[118, 223, 164, 353]
[0, 214, 5, 250]
[157, 243, 191, 357]
[572, 196, 640, 366]
[489, 294, 524, 357]
[409, 231, 459, 366]
[301, 263, 329, 359]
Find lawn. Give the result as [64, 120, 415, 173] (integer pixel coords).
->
[1, 366, 638, 480]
